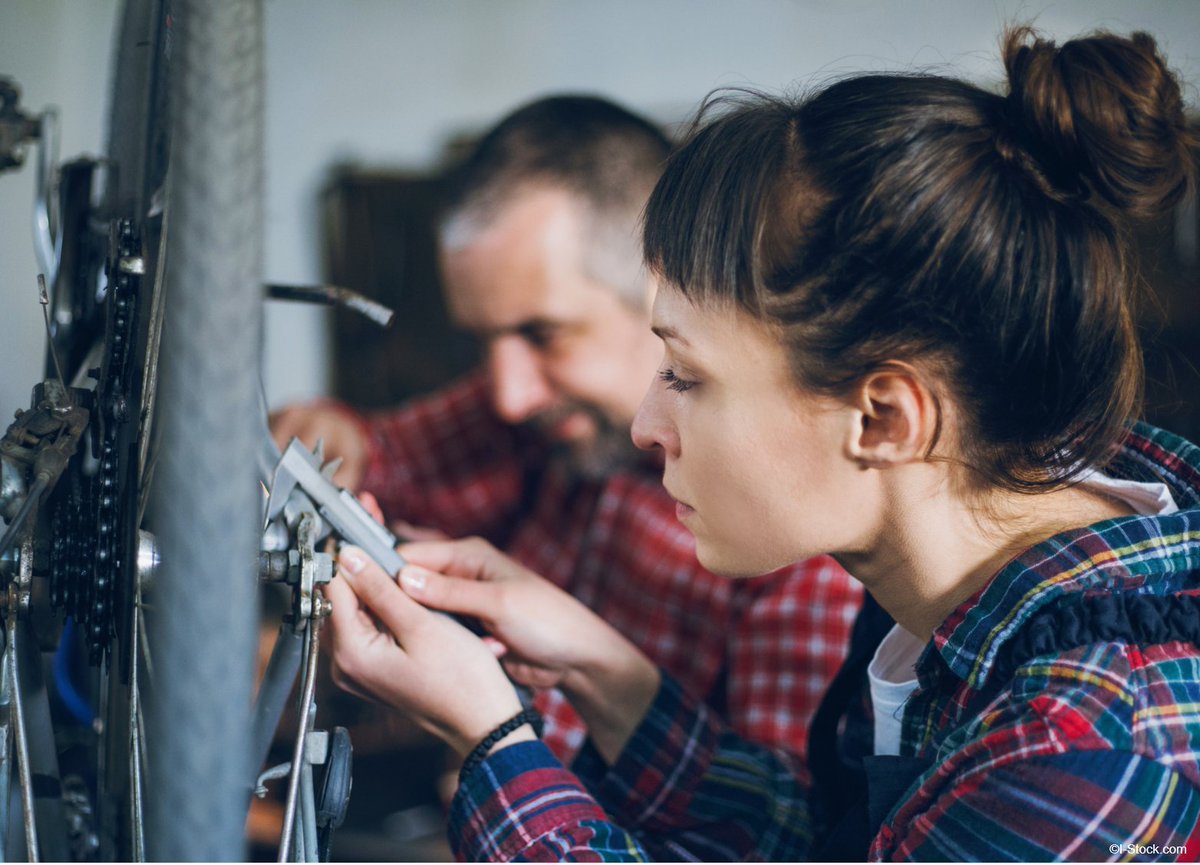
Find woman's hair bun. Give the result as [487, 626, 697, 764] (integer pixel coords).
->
[1002, 26, 1197, 219]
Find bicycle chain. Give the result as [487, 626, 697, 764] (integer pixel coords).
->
[49, 469, 92, 621]
[49, 220, 140, 664]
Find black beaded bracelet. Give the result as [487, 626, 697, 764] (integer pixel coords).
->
[459, 708, 543, 783]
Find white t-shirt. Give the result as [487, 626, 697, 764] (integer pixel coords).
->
[867, 468, 1179, 756]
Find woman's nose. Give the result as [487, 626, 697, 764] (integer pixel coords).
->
[631, 384, 679, 456]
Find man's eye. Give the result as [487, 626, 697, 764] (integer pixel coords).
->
[518, 324, 558, 349]
[658, 368, 696, 393]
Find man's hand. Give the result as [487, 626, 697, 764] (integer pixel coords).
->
[325, 546, 531, 758]
[269, 401, 368, 489]
[397, 536, 661, 763]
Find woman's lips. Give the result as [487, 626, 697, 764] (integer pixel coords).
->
[665, 482, 694, 522]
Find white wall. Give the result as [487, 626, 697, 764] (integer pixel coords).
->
[2, 0, 1199, 417]
[0, 1, 120, 418]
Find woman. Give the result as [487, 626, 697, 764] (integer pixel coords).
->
[326, 26, 1200, 861]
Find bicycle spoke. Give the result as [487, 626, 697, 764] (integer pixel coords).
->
[128, 584, 146, 861]
[9, 538, 39, 862]
[136, 192, 169, 527]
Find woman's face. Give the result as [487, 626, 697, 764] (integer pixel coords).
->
[631, 284, 864, 577]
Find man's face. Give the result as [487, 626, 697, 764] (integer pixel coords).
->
[440, 186, 662, 477]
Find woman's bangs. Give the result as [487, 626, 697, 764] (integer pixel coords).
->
[643, 96, 792, 312]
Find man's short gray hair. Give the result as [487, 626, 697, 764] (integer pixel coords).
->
[437, 95, 672, 308]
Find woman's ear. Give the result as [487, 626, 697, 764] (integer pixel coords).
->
[845, 364, 939, 468]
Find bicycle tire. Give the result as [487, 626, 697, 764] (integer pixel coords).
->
[142, 0, 264, 859]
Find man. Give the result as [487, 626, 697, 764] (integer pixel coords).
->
[271, 95, 861, 765]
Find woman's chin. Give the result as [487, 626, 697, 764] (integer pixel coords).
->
[695, 539, 789, 579]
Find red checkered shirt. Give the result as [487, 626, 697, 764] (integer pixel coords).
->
[354, 371, 862, 766]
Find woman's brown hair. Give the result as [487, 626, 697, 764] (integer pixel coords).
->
[644, 28, 1198, 491]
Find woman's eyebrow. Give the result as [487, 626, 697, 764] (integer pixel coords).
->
[651, 324, 690, 346]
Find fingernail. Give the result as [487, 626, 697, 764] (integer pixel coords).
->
[340, 547, 367, 575]
[400, 566, 426, 592]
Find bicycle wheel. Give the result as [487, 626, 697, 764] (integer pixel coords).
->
[141, 0, 264, 859]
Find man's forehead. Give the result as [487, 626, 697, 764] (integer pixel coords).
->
[442, 253, 580, 323]
[441, 197, 637, 334]
[454, 184, 586, 247]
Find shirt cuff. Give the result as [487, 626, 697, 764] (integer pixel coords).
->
[448, 740, 610, 862]
[572, 673, 722, 833]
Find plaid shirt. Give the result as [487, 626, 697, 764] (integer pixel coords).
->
[357, 372, 860, 765]
[446, 424, 1200, 862]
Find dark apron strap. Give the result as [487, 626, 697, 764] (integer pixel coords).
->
[807, 591, 898, 861]
[807, 592, 894, 814]
[810, 754, 932, 861]
[863, 755, 934, 834]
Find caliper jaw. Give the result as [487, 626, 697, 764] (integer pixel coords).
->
[265, 438, 406, 577]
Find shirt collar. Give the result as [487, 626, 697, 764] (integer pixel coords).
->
[919, 424, 1200, 689]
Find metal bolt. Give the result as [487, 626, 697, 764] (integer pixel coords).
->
[257, 550, 290, 583]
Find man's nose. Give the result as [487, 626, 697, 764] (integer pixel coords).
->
[487, 336, 556, 424]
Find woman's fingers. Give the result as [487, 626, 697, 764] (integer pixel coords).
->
[325, 566, 399, 698]
[324, 565, 379, 640]
[389, 518, 448, 542]
[357, 491, 384, 523]
[399, 536, 513, 582]
[481, 636, 508, 659]
[337, 546, 427, 646]
[398, 562, 502, 621]
[325, 547, 529, 754]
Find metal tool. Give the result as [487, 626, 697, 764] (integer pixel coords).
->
[265, 438, 406, 577]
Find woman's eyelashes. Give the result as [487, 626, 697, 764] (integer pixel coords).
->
[658, 367, 697, 393]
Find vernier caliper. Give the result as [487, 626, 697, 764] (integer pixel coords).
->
[265, 438, 406, 577]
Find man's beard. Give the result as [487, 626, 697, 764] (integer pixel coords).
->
[528, 404, 643, 481]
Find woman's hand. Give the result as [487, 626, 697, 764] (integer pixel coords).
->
[397, 536, 661, 762]
[324, 546, 531, 758]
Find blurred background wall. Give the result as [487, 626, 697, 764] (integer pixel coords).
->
[1, 0, 1198, 417]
